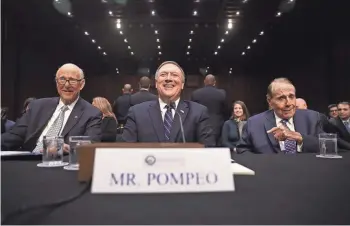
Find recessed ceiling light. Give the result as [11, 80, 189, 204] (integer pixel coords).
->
[109, 11, 113, 15]
[214, 51, 218, 55]
[67, 12, 72, 16]
[189, 38, 192, 42]
[151, 10, 155, 15]
[155, 30, 158, 34]
[84, 31, 89, 35]
[228, 22, 233, 29]
[229, 71, 232, 74]
[221, 39, 225, 42]
[186, 52, 190, 55]
[193, 10, 198, 16]
[218, 45, 221, 49]
[119, 31, 123, 35]
[156, 38, 160, 42]
[103, 52, 107, 55]
[128, 46, 131, 49]
[242, 52, 246, 55]
[116, 23, 121, 29]
[131, 52, 134, 55]
[207, 66, 209, 69]
[124, 39, 128, 43]
[252, 39, 257, 43]
[230, 68, 232, 70]
[188, 45, 191, 49]
[190, 30, 194, 34]
[157, 45, 161, 49]
[225, 31, 229, 35]
[92, 39, 96, 43]
[260, 31, 264, 35]
[159, 52, 162, 55]
[116, 19, 121, 23]
[98, 46, 101, 49]
[276, 12, 282, 17]
[236, 11, 240, 15]
[242, 0, 248, 3]
[247, 46, 251, 49]
[116, 68, 119, 71]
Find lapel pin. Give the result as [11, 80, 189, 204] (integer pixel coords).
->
[180, 110, 184, 113]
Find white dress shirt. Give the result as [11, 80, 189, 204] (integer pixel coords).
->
[274, 113, 302, 152]
[36, 97, 79, 144]
[158, 98, 180, 121]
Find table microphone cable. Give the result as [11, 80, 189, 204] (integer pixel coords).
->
[1, 178, 92, 224]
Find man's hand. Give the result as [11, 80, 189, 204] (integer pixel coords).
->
[267, 125, 303, 144]
[63, 143, 70, 153]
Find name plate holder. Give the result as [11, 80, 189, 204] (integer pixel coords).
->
[77, 143, 204, 182]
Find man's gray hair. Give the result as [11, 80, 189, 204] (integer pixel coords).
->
[56, 63, 85, 79]
[155, 61, 185, 82]
[267, 77, 294, 98]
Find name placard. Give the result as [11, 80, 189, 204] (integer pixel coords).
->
[91, 148, 234, 193]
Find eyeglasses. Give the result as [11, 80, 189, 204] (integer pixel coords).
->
[56, 77, 83, 85]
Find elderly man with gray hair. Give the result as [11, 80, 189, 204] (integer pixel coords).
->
[1, 63, 102, 152]
[122, 61, 216, 146]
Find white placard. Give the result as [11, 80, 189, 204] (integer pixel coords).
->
[91, 148, 234, 194]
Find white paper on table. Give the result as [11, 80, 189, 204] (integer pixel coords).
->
[1, 151, 32, 156]
[230, 162, 255, 175]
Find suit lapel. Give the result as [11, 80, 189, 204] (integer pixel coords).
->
[293, 110, 308, 135]
[264, 110, 280, 153]
[169, 100, 189, 142]
[60, 98, 84, 137]
[148, 101, 165, 142]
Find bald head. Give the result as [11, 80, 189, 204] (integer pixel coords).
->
[139, 76, 151, 89]
[204, 74, 216, 86]
[296, 98, 307, 109]
[122, 84, 132, 93]
[56, 63, 84, 79]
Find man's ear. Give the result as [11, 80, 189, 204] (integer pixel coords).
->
[182, 83, 184, 89]
[79, 79, 86, 90]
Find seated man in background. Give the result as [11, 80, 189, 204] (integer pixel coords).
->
[237, 78, 323, 154]
[328, 104, 339, 119]
[329, 102, 350, 150]
[1, 63, 102, 152]
[122, 61, 216, 146]
[296, 98, 307, 109]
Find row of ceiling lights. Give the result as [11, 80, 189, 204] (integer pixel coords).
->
[148, 2, 162, 56]
[242, 0, 294, 56]
[186, 0, 201, 56]
[54, 0, 107, 56]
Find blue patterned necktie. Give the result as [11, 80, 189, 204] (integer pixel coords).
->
[281, 119, 297, 154]
[33, 105, 69, 153]
[344, 121, 350, 134]
[164, 104, 174, 141]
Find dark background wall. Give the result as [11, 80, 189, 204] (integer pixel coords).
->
[2, 0, 349, 120]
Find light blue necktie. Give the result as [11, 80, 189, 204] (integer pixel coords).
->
[344, 121, 350, 134]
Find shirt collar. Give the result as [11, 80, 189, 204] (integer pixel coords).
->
[58, 97, 79, 111]
[274, 112, 294, 125]
[159, 98, 180, 110]
[343, 118, 350, 124]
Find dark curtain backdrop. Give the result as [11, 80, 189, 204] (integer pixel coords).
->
[2, 2, 349, 120]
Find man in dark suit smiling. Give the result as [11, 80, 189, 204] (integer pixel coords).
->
[1, 63, 102, 152]
[122, 61, 215, 146]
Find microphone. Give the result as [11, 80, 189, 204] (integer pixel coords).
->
[170, 102, 186, 143]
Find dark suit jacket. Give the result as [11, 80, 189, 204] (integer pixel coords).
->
[1, 97, 102, 151]
[130, 90, 157, 106]
[113, 94, 132, 124]
[101, 116, 118, 142]
[191, 86, 227, 136]
[122, 99, 216, 146]
[237, 109, 323, 154]
[329, 117, 350, 150]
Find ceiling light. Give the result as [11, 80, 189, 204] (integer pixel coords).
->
[228, 22, 233, 29]
[230, 68, 232, 70]
[131, 52, 134, 55]
[124, 39, 128, 43]
[247, 46, 251, 49]
[84, 31, 89, 35]
[252, 39, 257, 43]
[98, 46, 101, 49]
[259, 31, 264, 35]
[229, 71, 232, 74]
[101, 0, 107, 3]
[205, 70, 208, 73]
[221, 39, 225, 42]
[188, 45, 191, 49]
[193, 10, 198, 16]
[119, 31, 123, 35]
[67, 12, 72, 16]
[156, 38, 160, 42]
[116, 68, 119, 71]
[157, 45, 161, 49]
[92, 39, 96, 43]
[214, 51, 218, 55]
[218, 45, 221, 49]
[116, 23, 121, 29]
[116, 19, 121, 23]
[190, 30, 194, 34]
[195, 0, 200, 2]
[128, 46, 131, 49]
[155, 30, 158, 34]
[151, 10, 155, 16]
[228, 19, 233, 23]
[289, 0, 294, 2]
[236, 11, 240, 15]
[103, 52, 107, 55]
[225, 31, 229, 35]
[186, 52, 190, 55]
[109, 11, 113, 15]
[242, 0, 248, 3]
[159, 52, 162, 55]
[276, 12, 282, 17]
[207, 66, 209, 69]
[242, 52, 246, 55]
[189, 38, 192, 42]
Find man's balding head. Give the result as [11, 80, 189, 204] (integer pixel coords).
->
[204, 74, 216, 86]
[122, 84, 133, 94]
[139, 76, 151, 89]
[56, 63, 84, 79]
[296, 98, 308, 109]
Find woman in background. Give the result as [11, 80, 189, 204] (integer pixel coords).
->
[92, 97, 118, 142]
[221, 100, 250, 149]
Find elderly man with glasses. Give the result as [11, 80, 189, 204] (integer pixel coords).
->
[1, 63, 102, 152]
